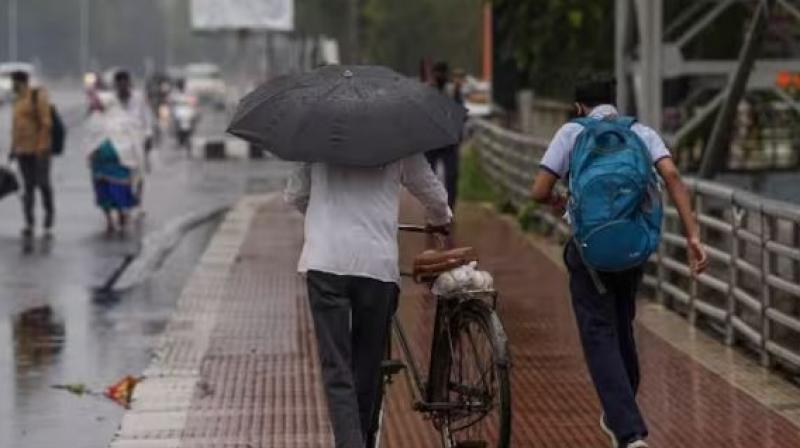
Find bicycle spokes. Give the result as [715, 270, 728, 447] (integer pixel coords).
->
[443, 309, 509, 447]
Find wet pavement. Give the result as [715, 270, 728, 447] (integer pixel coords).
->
[386, 202, 800, 447]
[110, 195, 800, 447]
[0, 89, 292, 448]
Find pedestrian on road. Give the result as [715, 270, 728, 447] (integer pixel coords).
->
[84, 92, 145, 233]
[425, 61, 462, 211]
[531, 78, 709, 448]
[285, 156, 452, 448]
[9, 70, 54, 238]
[113, 70, 154, 200]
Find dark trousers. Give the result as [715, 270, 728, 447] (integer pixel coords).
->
[426, 145, 459, 210]
[564, 242, 647, 446]
[306, 271, 399, 448]
[17, 154, 54, 229]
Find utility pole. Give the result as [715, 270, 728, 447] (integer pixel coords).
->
[8, 0, 18, 61]
[482, 2, 492, 81]
[348, 0, 360, 63]
[164, 0, 175, 68]
[80, 0, 90, 73]
[698, 0, 775, 178]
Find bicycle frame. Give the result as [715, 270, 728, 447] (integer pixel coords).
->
[391, 290, 503, 415]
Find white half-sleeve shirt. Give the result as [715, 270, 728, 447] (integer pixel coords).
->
[539, 105, 672, 179]
[284, 153, 452, 285]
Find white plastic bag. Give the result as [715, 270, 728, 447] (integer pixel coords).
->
[432, 262, 494, 296]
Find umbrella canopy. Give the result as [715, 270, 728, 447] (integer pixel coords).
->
[227, 65, 467, 166]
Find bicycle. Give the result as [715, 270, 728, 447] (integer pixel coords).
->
[367, 224, 512, 448]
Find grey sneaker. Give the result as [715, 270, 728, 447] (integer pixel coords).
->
[626, 440, 649, 448]
[600, 414, 617, 448]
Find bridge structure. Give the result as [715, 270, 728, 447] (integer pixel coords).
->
[616, 0, 800, 149]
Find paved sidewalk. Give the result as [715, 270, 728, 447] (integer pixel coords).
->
[110, 195, 800, 447]
[110, 195, 333, 447]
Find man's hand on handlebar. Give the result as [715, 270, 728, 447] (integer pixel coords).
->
[425, 223, 451, 236]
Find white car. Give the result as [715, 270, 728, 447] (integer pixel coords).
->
[462, 75, 492, 118]
[184, 63, 227, 109]
[0, 62, 36, 103]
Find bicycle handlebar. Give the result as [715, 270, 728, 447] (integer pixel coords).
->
[399, 224, 450, 235]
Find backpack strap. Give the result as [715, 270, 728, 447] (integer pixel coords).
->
[570, 117, 596, 128]
[614, 116, 637, 128]
[572, 237, 608, 295]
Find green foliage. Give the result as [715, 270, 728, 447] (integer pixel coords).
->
[458, 145, 502, 203]
[493, 0, 614, 99]
[516, 201, 540, 231]
[362, 0, 483, 75]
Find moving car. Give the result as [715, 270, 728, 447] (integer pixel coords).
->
[184, 63, 226, 110]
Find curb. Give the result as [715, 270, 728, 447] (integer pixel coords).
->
[108, 194, 274, 448]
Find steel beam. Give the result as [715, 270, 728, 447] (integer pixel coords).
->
[772, 87, 800, 114]
[664, 0, 710, 40]
[669, 89, 726, 147]
[635, 0, 663, 130]
[776, 0, 800, 21]
[674, 0, 736, 48]
[699, 0, 775, 178]
[616, 0, 632, 114]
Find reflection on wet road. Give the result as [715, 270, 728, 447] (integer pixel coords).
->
[0, 93, 291, 448]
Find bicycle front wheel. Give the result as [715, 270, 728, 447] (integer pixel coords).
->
[442, 299, 511, 448]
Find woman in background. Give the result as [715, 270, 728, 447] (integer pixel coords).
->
[85, 92, 145, 234]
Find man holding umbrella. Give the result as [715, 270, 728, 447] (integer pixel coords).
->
[229, 65, 464, 447]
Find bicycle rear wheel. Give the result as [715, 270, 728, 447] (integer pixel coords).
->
[442, 299, 511, 448]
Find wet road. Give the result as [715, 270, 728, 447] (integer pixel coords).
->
[0, 88, 292, 448]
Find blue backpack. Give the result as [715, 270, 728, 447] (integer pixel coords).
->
[568, 116, 663, 272]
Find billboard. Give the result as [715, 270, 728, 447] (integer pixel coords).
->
[191, 0, 294, 32]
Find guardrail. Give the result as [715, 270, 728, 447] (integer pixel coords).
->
[471, 118, 800, 371]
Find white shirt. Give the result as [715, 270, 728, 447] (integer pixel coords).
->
[284, 154, 452, 284]
[84, 93, 145, 170]
[540, 105, 671, 178]
[118, 91, 154, 139]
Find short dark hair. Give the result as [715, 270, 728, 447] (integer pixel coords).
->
[11, 70, 29, 84]
[433, 61, 449, 74]
[575, 76, 616, 108]
[114, 70, 131, 83]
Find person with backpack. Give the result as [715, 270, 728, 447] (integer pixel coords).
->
[9, 70, 55, 238]
[531, 78, 709, 448]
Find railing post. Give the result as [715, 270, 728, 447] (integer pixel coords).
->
[726, 196, 739, 346]
[760, 207, 773, 367]
[689, 190, 701, 325]
[793, 222, 800, 284]
[656, 229, 666, 307]
[656, 190, 667, 307]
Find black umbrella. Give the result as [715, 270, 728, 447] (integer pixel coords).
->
[227, 65, 467, 166]
[0, 165, 19, 201]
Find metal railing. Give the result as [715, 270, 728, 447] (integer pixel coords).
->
[471, 118, 800, 371]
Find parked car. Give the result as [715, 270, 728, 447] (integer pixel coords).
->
[0, 62, 36, 103]
[184, 63, 227, 110]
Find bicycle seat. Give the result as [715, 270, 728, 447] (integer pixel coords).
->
[412, 247, 478, 282]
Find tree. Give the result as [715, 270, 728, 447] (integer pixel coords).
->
[493, 0, 614, 100]
[362, 0, 483, 76]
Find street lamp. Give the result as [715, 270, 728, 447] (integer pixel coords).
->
[8, 0, 18, 61]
